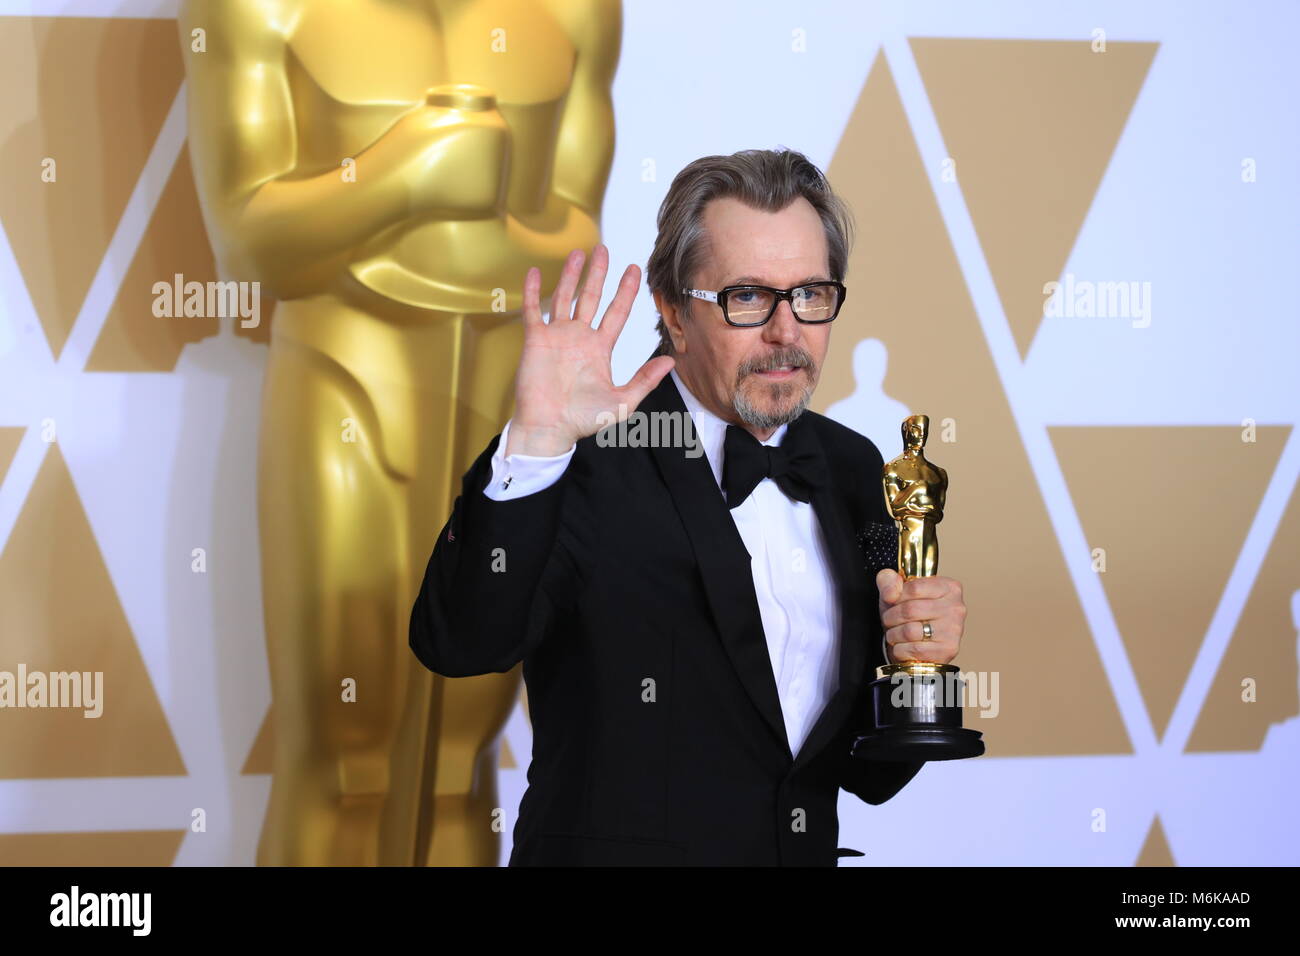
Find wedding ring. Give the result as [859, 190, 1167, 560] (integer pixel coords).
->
[921, 621, 933, 641]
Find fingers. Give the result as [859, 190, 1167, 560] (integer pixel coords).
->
[617, 355, 676, 411]
[597, 263, 643, 344]
[572, 244, 610, 326]
[522, 267, 543, 328]
[885, 619, 958, 664]
[879, 572, 960, 603]
[875, 568, 903, 603]
[549, 248, 586, 323]
[525, 248, 639, 337]
[880, 596, 960, 630]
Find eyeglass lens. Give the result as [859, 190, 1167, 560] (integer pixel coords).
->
[724, 285, 841, 324]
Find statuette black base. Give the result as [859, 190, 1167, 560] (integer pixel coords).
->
[852, 663, 986, 762]
[853, 725, 985, 761]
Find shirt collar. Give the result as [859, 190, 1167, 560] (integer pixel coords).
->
[669, 367, 788, 491]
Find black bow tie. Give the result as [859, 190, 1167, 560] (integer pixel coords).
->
[722, 416, 825, 509]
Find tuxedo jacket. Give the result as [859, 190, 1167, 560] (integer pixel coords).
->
[409, 372, 925, 866]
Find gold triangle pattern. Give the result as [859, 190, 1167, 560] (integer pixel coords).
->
[818, 51, 1130, 756]
[0, 445, 186, 778]
[0, 829, 186, 866]
[1136, 814, 1176, 866]
[1188, 460, 1300, 751]
[86, 147, 220, 371]
[0, 18, 184, 360]
[910, 38, 1158, 359]
[1052, 426, 1289, 740]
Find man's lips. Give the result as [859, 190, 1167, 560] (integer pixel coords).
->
[753, 365, 804, 379]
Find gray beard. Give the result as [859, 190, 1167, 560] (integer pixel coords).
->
[732, 380, 813, 430]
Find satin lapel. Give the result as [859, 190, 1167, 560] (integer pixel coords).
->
[791, 418, 871, 771]
[640, 374, 791, 757]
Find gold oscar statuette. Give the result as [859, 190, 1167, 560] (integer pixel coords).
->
[853, 414, 985, 761]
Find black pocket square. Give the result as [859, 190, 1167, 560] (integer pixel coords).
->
[856, 520, 897, 576]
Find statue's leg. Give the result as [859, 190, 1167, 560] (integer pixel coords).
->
[921, 520, 939, 578]
[255, 304, 421, 865]
[255, 293, 526, 867]
[413, 311, 526, 867]
[901, 517, 926, 580]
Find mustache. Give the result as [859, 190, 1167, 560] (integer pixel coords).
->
[737, 348, 815, 378]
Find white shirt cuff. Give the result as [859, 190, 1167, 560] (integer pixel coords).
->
[483, 418, 576, 500]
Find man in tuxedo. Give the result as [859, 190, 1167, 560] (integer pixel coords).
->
[409, 149, 968, 866]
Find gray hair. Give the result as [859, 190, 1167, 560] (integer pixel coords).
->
[645, 148, 855, 356]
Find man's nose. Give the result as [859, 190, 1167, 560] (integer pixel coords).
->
[761, 299, 801, 345]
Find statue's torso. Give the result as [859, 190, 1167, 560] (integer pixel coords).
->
[886, 457, 946, 518]
[286, 0, 571, 196]
[283, 0, 593, 311]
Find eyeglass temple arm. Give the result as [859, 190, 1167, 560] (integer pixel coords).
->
[681, 288, 718, 303]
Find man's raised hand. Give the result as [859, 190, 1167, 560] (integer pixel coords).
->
[506, 244, 675, 457]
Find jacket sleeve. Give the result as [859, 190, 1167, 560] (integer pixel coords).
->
[836, 682, 925, 804]
[408, 431, 577, 677]
[840, 754, 925, 805]
[835, 614, 926, 805]
[832, 430, 926, 804]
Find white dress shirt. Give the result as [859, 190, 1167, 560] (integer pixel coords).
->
[482, 369, 841, 757]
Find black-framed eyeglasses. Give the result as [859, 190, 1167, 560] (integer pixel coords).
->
[681, 281, 847, 327]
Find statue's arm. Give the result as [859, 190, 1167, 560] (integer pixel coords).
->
[179, 0, 495, 297]
[932, 465, 947, 521]
[889, 477, 923, 516]
[883, 472, 906, 515]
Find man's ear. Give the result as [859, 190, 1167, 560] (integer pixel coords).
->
[654, 291, 687, 353]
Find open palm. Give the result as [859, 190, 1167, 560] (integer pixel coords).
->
[507, 244, 676, 457]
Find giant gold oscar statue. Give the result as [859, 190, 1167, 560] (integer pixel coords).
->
[179, 0, 621, 865]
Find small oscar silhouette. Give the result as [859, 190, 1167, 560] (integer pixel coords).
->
[853, 414, 985, 761]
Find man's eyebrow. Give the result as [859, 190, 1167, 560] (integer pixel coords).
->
[728, 274, 830, 286]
